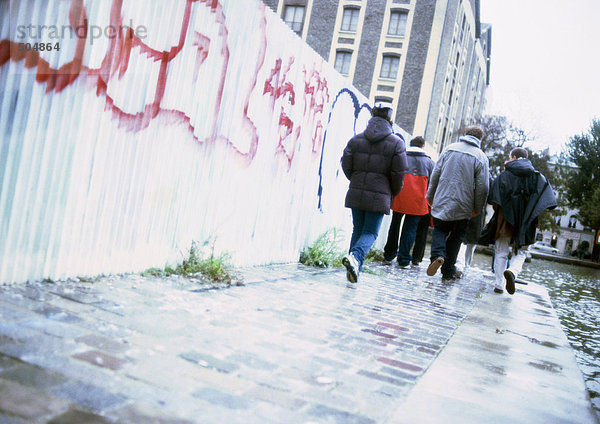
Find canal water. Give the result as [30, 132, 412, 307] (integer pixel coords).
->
[471, 253, 600, 419]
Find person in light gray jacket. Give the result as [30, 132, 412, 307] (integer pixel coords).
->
[425, 126, 489, 280]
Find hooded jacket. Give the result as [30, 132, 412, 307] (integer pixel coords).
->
[342, 116, 408, 214]
[426, 135, 489, 221]
[487, 158, 557, 249]
[391, 146, 435, 215]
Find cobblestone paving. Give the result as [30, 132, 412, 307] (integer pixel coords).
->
[0, 263, 490, 423]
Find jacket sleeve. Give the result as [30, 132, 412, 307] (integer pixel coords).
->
[426, 154, 444, 204]
[341, 139, 354, 181]
[473, 156, 490, 213]
[390, 139, 408, 196]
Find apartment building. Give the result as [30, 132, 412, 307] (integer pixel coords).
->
[263, 0, 491, 155]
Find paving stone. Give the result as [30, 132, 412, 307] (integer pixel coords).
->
[47, 408, 113, 424]
[0, 378, 71, 420]
[0, 354, 21, 373]
[357, 369, 410, 387]
[0, 301, 43, 323]
[307, 404, 376, 424]
[26, 319, 88, 340]
[192, 387, 251, 410]
[226, 352, 278, 371]
[50, 381, 128, 411]
[72, 350, 128, 371]
[0, 363, 67, 389]
[376, 356, 423, 373]
[180, 350, 239, 373]
[0, 412, 29, 423]
[244, 384, 307, 410]
[75, 334, 129, 354]
[109, 402, 194, 423]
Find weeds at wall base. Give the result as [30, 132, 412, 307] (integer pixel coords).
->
[299, 229, 345, 268]
[299, 229, 385, 273]
[142, 241, 242, 285]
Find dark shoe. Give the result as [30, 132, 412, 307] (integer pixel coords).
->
[342, 253, 359, 283]
[504, 269, 515, 295]
[412, 261, 421, 266]
[427, 257, 445, 276]
[397, 261, 410, 269]
[494, 288, 503, 294]
[441, 269, 462, 282]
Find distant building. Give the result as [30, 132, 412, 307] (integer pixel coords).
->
[538, 158, 595, 256]
[264, 0, 491, 156]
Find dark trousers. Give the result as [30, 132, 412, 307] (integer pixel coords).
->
[430, 217, 469, 278]
[383, 212, 423, 265]
[383, 212, 404, 261]
[412, 213, 430, 264]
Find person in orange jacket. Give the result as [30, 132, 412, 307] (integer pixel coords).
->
[383, 136, 434, 268]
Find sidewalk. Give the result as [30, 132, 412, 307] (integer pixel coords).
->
[0, 263, 597, 423]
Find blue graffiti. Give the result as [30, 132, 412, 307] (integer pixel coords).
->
[317, 88, 370, 212]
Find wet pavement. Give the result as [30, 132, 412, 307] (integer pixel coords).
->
[0, 263, 597, 423]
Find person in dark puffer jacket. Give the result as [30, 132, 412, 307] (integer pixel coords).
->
[341, 103, 408, 283]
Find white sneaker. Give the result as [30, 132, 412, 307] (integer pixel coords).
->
[342, 253, 359, 283]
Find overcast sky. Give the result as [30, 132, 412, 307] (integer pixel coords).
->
[480, 0, 600, 155]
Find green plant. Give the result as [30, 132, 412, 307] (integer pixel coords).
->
[299, 229, 345, 268]
[365, 248, 385, 264]
[142, 241, 241, 284]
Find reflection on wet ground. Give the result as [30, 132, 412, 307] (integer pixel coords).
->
[471, 253, 600, 420]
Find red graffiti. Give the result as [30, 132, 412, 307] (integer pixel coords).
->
[262, 58, 330, 168]
[263, 57, 296, 109]
[0, 0, 265, 162]
[277, 109, 294, 157]
[263, 57, 298, 167]
[193, 32, 211, 82]
[303, 67, 329, 153]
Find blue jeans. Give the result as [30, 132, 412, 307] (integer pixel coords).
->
[349, 209, 384, 270]
[383, 212, 422, 265]
[430, 217, 468, 278]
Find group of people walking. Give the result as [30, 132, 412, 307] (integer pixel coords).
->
[341, 103, 557, 295]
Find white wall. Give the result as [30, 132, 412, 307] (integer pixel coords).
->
[0, 0, 399, 283]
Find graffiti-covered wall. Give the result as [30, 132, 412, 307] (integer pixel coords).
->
[0, 0, 391, 283]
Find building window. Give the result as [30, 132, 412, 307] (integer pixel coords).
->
[334, 51, 352, 75]
[380, 55, 400, 79]
[341, 7, 360, 32]
[374, 96, 394, 104]
[284, 5, 305, 34]
[388, 10, 408, 37]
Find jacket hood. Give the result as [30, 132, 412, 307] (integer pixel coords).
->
[505, 158, 535, 177]
[364, 116, 393, 143]
[458, 135, 481, 148]
[406, 146, 429, 156]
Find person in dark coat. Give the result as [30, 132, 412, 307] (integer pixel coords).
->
[486, 147, 557, 294]
[341, 103, 408, 283]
